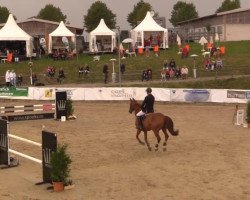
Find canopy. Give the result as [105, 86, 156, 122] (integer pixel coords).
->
[199, 36, 208, 46]
[131, 11, 168, 48]
[122, 38, 133, 43]
[48, 21, 76, 54]
[0, 14, 33, 57]
[89, 19, 116, 52]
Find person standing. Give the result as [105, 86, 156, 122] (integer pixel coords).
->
[103, 63, 109, 84]
[136, 87, 155, 129]
[5, 70, 10, 87]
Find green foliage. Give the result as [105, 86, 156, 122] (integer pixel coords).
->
[0, 6, 17, 23]
[50, 144, 72, 184]
[37, 4, 67, 22]
[247, 101, 250, 123]
[216, 0, 241, 13]
[66, 99, 74, 117]
[0, 6, 10, 23]
[127, 0, 153, 28]
[84, 1, 116, 33]
[170, 1, 199, 27]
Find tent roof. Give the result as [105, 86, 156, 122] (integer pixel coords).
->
[133, 11, 167, 32]
[0, 14, 32, 41]
[90, 19, 116, 36]
[49, 21, 75, 37]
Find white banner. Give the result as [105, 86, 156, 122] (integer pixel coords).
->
[0, 87, 249, 104]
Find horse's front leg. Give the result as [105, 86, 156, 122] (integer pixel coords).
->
[136, 129, 145, 145]
[143, 131, 151, 151]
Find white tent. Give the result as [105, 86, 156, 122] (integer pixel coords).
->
[131, 11, 168, 49]
[0, 14, 33, 57]
[48, 21, 76, 54]
[89, 19, 116, 53]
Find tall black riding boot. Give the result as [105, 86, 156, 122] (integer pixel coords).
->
[137, 116, 143, 130]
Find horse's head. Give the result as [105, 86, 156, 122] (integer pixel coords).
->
[129, 98, 140, 114]
[129, 98, 135, 114]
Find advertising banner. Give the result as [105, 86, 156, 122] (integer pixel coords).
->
[0, 87, 28, 97]
[171, 89, 211, 102]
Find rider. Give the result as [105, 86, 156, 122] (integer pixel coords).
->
[136, 87, 155, 129]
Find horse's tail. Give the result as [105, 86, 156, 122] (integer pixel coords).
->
[165, 115, 179, 136]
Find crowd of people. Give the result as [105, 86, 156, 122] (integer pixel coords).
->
[160, 59, 189, 81]
[5, 69, 23, 87]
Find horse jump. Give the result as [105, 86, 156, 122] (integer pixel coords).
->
[0, 119, 57, 183]
[0, 91, 68, 121]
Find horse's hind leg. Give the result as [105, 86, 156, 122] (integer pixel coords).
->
[143, 131, 151, 151]
[136, 129, 145, 145]
[162, 129, 169, 152]
[153, 131, 161, 151]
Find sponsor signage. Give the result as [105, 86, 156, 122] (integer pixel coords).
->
[0, 119, 9, 166]
[0, 87, 28, 97]
[55, 91, 67, 120]
[227, 90, 250, 99]
[2, 113, 54, 122]
[184, 89, 210, 102]
[42, 131, 57, 183]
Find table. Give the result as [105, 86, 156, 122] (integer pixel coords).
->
[1, 58, 7, 63]
[127, 52, 136, 57]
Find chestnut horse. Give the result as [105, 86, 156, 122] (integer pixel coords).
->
[129, 98, 179, 151]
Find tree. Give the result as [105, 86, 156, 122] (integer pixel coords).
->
[169, 1, 199, 27]
[84, 1, 116, 33]
[37, 4, 67, 22]
[0, 6, 16, 23]
[127, 0, 153, 28]
[216, 0, 241, 13]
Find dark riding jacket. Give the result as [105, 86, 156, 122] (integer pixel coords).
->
[141, 93, 155, 113]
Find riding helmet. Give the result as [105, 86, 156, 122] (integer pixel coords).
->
[146, 87, 152, 93]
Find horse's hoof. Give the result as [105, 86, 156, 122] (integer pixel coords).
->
[155, 148, 158, 151]
[140, 142, 145, 146]
[163, 147, 167, 152]
[148, 147, 152, 151]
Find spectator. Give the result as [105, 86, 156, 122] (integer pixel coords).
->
[79, 66, 84, 77]
[175, 67, 181, 79]
[163, 60, 169, 69]
[32, 73, 38, 85]
[5, 70, 10, 87]
[17, 74, 23, 86]
[57, 68, 66, 83]
[169, 68, 175, 79]
[169, 58, 176, 69]
[165, 67, 170, 80]
[103, 63, 109, 84]
[181, 46, 189, 58]
[84, 65, 90, 76]
[53, 50, 59, 60]
[142, 70, 148, 81]
[147, 68, 152, 80]
[157, 33, 162, 47]
[47, 66, 55, 77]
[120, 63, 125, 75]
[215, 57, 223, 70]
[9, 70, 16, 87]
[181, 66, 189, 79]
[161, 67, 167, 82]
[145, 45, 150, 57]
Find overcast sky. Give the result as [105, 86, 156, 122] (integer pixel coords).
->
[1, 0, 250, 30]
